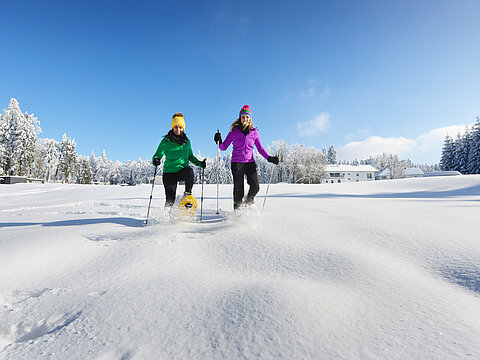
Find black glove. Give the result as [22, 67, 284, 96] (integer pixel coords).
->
[200, 159, 206, 169]
[267, 156, 279, 165]
[152, 157, 161, 166]
[214, 131, 222, 145]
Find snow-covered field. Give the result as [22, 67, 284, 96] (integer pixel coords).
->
[1, 176, 479, 360]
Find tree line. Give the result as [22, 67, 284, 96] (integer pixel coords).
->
[0, 98, 330, 184]
[1, 98, 439, 185]
[0, 98, 153, 184]
[440, 116, 480, 174]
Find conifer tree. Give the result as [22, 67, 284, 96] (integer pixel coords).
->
[452, 133, 463, 172]
[327, 145, 337, 165]
[0, 141, 6, 175]
[458, 128, 471, 174]
[42, 138, 59, 182]
[94, 150, 110, 183]
[57, 133, 78, 183]
[467, 116, 480, 174]
[440, 135, 455, 171]
[0, 98, 41, 175]
[77, 156, 93, 184]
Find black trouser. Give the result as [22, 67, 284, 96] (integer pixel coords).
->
[231, 162, 260, 209]
[162, 167, 194, 207]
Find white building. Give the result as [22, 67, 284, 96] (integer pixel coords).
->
[375, 167, 424, 180]
[323, 165, 377, 184]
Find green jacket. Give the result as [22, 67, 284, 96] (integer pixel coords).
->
[152, 135, 201, 173]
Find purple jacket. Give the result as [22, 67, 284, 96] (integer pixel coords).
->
[219, 127, 270, 163]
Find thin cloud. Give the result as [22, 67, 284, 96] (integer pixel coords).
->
[299, 79, 330, 101]
[344, 128, 373, 142]
[297, 112, 331, 136]
[299, 79, 316, 100]
[416, 124, 472, 151]
[337, 136, 416, 160]
[337, 123, 474, 164]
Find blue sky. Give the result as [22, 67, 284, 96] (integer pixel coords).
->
[1, 0, 479, 165]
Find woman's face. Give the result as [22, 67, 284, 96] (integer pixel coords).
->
[173, 125, 184, 135]
[240, 114, 251, 125]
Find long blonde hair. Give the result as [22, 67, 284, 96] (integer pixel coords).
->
[230, 117, 253, 132]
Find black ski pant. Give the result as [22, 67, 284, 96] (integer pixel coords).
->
[231, 162, 260, 209]
[162, 167, 194, 207]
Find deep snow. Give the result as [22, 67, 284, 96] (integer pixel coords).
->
[1, 176, 479, 359]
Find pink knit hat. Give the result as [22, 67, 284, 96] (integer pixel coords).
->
[239, 105, 252, 118]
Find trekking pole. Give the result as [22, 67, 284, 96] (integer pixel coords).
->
[216, 130, 220, 214]
[200, 165, 205, 221]
[261, 162, 276, 213]
[145, 166, 158, 224]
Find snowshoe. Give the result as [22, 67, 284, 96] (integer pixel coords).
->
[178, 194, 198, 218]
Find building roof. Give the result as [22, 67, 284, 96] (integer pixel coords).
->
[403, 167, 424, 176]
[375, 169, 389, 177]
[325, 165, 378, 172]
[375, 167, 424, 177]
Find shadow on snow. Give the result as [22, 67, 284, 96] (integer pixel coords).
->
[0, 217, 145, 228]
[266, 184, 480, 200]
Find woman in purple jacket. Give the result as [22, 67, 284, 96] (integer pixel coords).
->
[214, 105, 279, 210]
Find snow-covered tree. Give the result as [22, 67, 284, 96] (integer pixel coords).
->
[89, 152, 98, 181]
[440, 135, 455, 171]
[387, 154, 403, 179]
[268, 140, 289, 183]
[285, 143, 303, 183]
[302, 146, 327, 183]
[30, 138, 59, 181]
[455, 129, 472, 174]
[327, 145, 337, 165]
[57, 133, 78, 183]
[42, 138, 59, 182]
[254, 152, 270, 184]
[119, 160, 135, 185]
[0, 141, 6, 175]
[0, 98, 41, 176]
[94, 150, 110, 183]
[206, 151, 231, 185]
[77, 156, 93, 184]
[134, 157, 155, 184]
[322, 146, 328, 160]
[107, 160, 122, 184]
[467, 116, 480, 174]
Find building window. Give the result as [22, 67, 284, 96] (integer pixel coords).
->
[338, 180, 341, 183]
[356, 173, 359, 176]
[367, 173, 372, 179]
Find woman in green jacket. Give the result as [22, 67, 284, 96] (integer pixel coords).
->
[152, 112, 206, 207]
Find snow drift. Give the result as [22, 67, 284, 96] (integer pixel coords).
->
[1, 176, 479, 359]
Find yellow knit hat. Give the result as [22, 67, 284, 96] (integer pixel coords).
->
[171, 115, 185, 130]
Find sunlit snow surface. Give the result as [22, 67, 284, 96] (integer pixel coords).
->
[1, 176, 479, 359]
